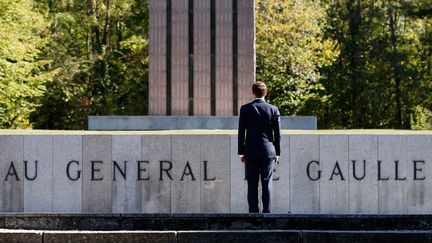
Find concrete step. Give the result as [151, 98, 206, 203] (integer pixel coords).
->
[1, 229, 431, 243]
[1, 214, 432, 231]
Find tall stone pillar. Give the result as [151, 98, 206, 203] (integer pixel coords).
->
[237, 0, 255, 107]
[149, 0, 255, 116]
[170, 0, 189, 115]
[148, 0, 167, 115]
[194, 0, 211, 115]
[215, 0, 233, 116]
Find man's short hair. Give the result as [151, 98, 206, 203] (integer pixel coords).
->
[252, 81, 267, 98]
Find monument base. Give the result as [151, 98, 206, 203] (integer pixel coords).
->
[87, 116, 317, 130]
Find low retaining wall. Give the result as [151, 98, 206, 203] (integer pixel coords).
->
[0, 131, 432, 214]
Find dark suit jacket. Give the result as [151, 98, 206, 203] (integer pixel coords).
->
[238, 99, 281, 160]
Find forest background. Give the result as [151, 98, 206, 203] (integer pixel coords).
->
[0, 0, 431, 129]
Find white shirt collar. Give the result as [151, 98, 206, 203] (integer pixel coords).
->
[254, 97, 266, 102]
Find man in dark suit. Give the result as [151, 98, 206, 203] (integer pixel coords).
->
[238, 81, 281, 213]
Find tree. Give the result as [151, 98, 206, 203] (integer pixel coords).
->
[256, 0, 338, 117]
[0, 0, 52, 128]
[31, 0, 149, 129]
[403, 0, 432, 129]
[319, 0, 430, 129]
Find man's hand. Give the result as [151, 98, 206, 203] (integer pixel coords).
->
[239, 155, 245, 164]
[275, 156, 280, 164]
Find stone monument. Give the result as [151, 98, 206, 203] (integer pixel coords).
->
[88, 0, 317, 130]
[148, 0, 255, 116]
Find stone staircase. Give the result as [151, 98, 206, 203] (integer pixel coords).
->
[1, 214, 431, 242]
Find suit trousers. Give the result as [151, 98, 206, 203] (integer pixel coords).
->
[245, 158, 274, 213]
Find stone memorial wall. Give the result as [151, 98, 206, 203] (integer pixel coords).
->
[0, 132, 431, 214]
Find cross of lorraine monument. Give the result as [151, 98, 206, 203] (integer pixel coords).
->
[149, 0, 255, 116]
[88, 0, 315, 129]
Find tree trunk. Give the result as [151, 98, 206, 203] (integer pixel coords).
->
[347, 0, 363, 128]
[116, 21, 122, 48]
[87, 0, 101, 61]
[388, 0, 403, 128]
[48, 0, 53, 12]
[66, 0, 71, 12]
[86, 32, 90, 60]
[103, 0, 111, 48]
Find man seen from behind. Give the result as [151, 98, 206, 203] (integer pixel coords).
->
[238, 81, 281, 213]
